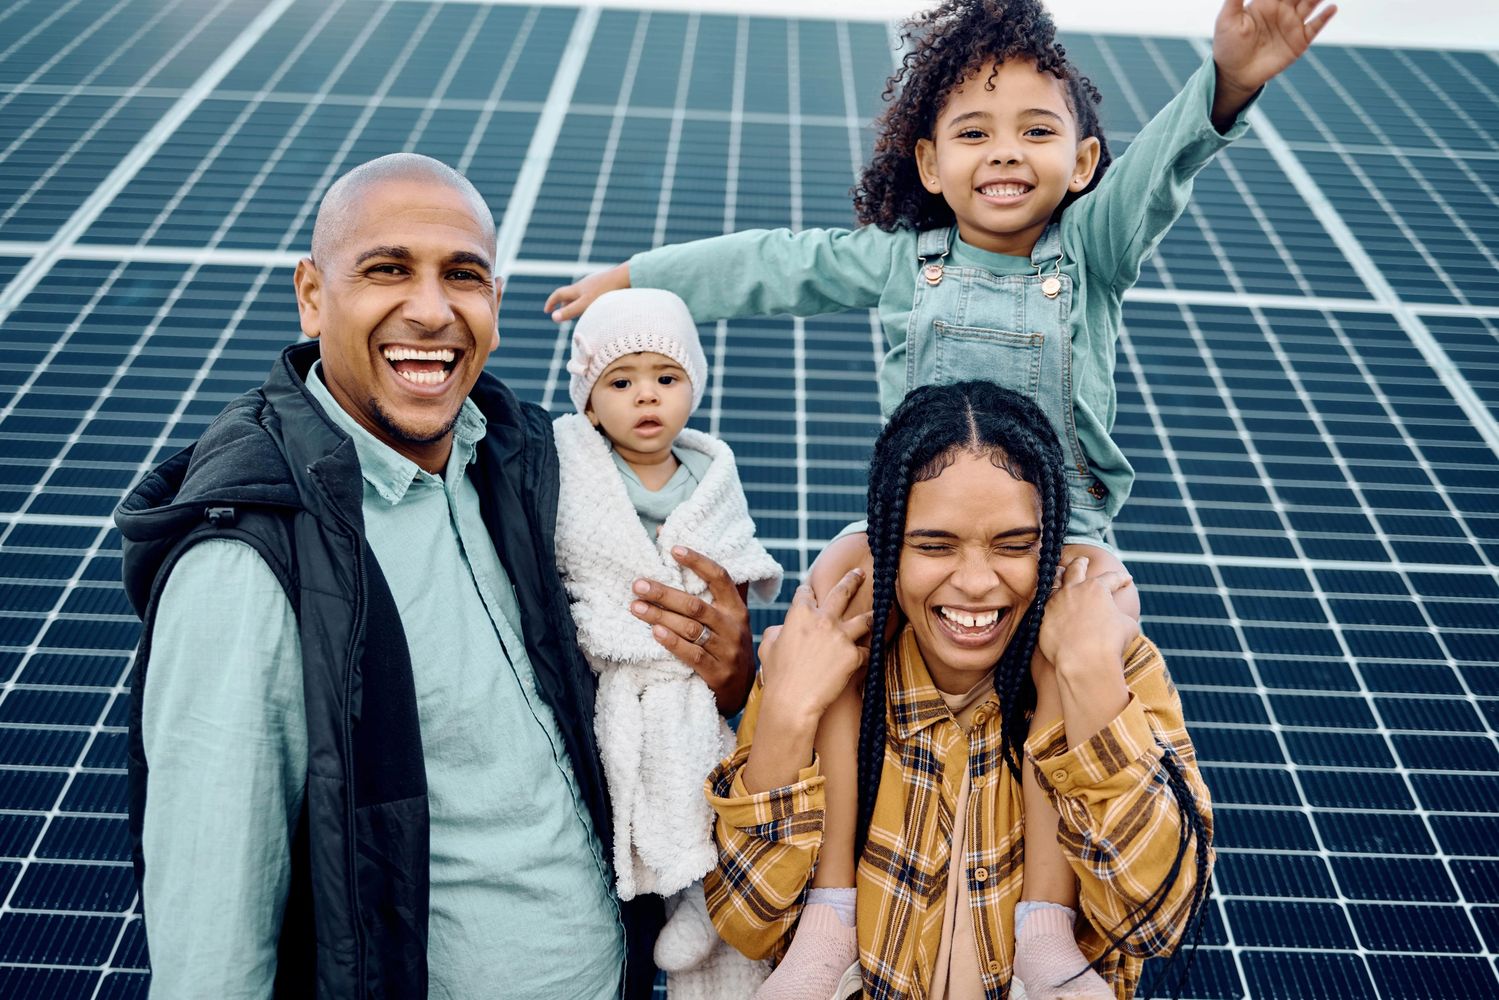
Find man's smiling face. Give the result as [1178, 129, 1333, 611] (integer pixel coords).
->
[294, 175, 499, 472]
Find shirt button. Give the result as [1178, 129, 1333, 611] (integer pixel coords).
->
[988, 959, 1002, 974]
[1052, 769, 1068, 782]
[974, 866, 989, 882]
[972, 709, 987, 726]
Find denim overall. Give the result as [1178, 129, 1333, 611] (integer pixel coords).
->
[905, 224, 1112, 548]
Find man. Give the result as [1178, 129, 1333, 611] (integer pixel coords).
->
[115, 153, 757, 998]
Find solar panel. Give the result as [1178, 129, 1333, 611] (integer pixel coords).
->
[0, 2, 1496, 998]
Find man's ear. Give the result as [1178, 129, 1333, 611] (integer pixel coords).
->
[915, 138, 942, 194]
[1069, 135, 1102, 192]
[293, 258, 323, 340]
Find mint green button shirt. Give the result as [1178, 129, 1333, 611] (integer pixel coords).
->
[630, 56, 1251, 522]
[140, 365, 623, 999]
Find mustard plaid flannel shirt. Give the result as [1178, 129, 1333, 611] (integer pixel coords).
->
[704, 630, 1213, 1000]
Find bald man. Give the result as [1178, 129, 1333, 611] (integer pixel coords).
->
[116, 155, 755, 999]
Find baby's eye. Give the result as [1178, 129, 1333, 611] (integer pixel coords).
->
[609, 378, 630, 390]
[658, 374, 678, 385]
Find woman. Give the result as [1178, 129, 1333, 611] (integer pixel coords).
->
[703, 382, 1213, 1000]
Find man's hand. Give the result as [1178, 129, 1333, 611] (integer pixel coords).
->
[629, 546, 757, 714]
[544, 263, 631, 322]
[1211, 0, 1336, 129]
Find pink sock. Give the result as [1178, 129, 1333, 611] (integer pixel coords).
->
[1012, 905, 1114, 999]
[753, 901, 857, 1000]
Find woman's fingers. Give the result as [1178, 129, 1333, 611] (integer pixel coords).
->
[817, 566, 864, 618]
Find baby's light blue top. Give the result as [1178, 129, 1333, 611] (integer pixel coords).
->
[630, 56, 1251, 522]
[611, 445, 712, 538]
[140, 364, 623, 999]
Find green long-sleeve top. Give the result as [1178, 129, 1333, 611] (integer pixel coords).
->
[631, 55, 1252, 522]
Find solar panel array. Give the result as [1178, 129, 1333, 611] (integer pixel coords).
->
[0, 1, 1496, 997]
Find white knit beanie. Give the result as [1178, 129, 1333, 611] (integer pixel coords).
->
[567, 288, 709, 414]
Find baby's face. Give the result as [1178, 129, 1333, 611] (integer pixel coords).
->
[914, 57, 1100, 257]
[586, 351, 694, 466]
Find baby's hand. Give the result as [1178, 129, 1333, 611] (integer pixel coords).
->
[1212, 0, 1335, 119]
[543, 263, 631, 322]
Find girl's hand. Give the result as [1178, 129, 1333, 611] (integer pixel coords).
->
[1036, 556, 1140, 676]
[1211, 0, 1336, 125]
[543, 263, 631, 322]
[757, 571, 872, 730]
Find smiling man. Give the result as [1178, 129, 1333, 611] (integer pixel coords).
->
[115, 154, 754, 999]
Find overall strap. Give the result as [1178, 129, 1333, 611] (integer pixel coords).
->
[1029, 223, 1063, 266]
[916, 225, 954, 261]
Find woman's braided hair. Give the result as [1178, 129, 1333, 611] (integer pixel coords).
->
[853, 380, 1212, 997]
[852, 0, 1112, 231]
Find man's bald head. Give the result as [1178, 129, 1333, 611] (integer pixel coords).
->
[310, 153, 496, 268]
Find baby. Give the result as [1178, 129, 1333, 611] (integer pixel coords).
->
[552, 288, 782, 998]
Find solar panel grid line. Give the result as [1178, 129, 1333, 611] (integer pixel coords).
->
[649, 13, 701, 249]
[833, 18, 893, 428]
[1114, 322, 1316, 995]
[705, 14, 749, 440]
[1190, 35, 1499, 461]
[536, 9, 642, 414]
[1331, 49, 1499, 282]
[786, 19, 812, 577]
[266, 3, 452, 248]
[1123, 296, 1497, 985]
[484, 6, 577, 248]
[1396, 50, 1499, 151]
[122, 0, 354, 250]
[1131, 42, 1499, 581]
[0, 0, 126, 120]
[0, 0, 297, 329]
[402, 4, 496, 151]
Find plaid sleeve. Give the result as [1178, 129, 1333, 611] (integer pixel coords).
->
[702, 742, 826, 961]
[1025, 636, 1215, 956]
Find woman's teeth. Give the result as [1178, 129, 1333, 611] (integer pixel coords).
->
[938, 606, 1000, 629]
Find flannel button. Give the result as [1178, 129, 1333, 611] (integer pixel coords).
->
[1052, 769, 1068, 782]
[988, 960, 1002, 974]
[972, 708, 987, 726]
[974, 866, 989, 882]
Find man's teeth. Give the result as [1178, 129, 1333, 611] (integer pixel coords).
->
[980, 183, 1028, 197]
[383, 347, 456, 363]
[939, 607, 1000, 628]
[396, 369, 449, 385]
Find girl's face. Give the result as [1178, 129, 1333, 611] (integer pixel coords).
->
[585, 351, 694, 467]
[914, 58, 1101, 257]
[895, 449, 1042, 694]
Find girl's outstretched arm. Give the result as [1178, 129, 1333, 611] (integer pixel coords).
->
[1211, 0, 1337, 130]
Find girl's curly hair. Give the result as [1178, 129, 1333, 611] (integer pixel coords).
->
[852, 0, 1112, 231]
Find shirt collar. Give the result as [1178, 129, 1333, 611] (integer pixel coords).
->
[305, 361, 487, 505]
[888, 625, 998, 740]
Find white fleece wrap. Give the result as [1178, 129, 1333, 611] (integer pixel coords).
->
[552, 412, 782, 900]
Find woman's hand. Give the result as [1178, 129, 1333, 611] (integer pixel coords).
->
[1211, 0, 1336, 129]
[743, 569, 871, 793]
[543, 262, 631, 322]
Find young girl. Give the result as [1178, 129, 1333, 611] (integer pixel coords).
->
[552, 288, 783, 997]
[547, 1, 1329, 996]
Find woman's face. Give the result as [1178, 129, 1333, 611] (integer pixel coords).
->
[895, 449, 1042, 694]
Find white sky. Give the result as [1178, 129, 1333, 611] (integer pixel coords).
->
[523, 0, 1499, 51]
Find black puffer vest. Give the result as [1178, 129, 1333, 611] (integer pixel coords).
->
[116, 342, 662, 998]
